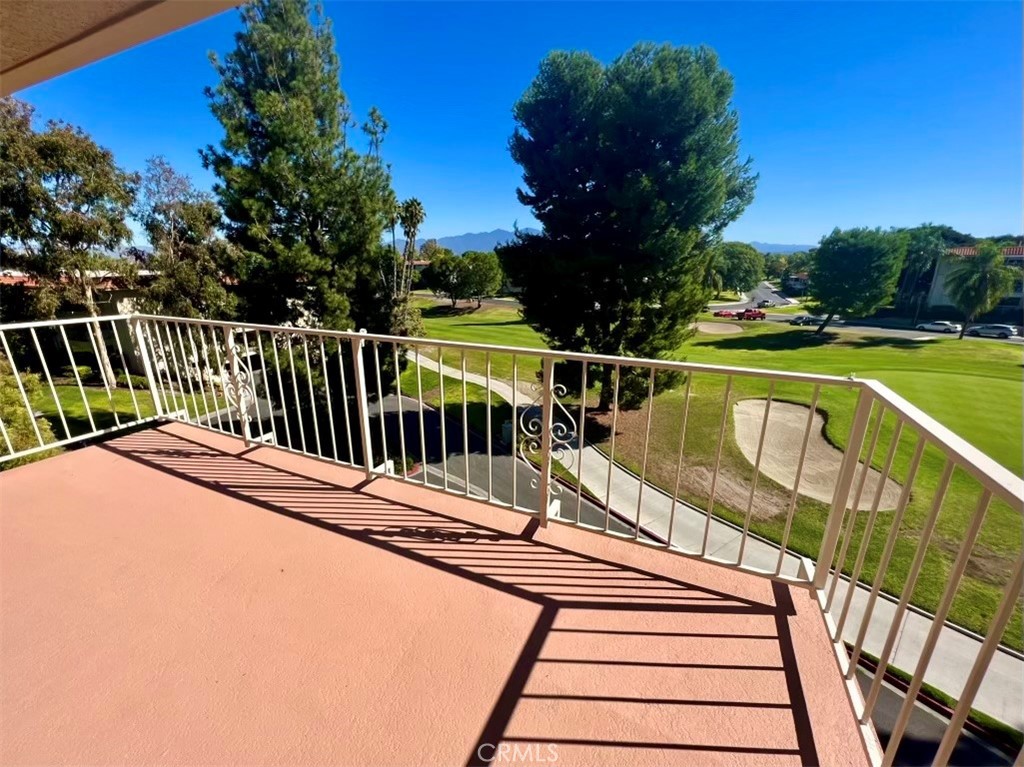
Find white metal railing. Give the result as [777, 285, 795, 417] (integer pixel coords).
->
[1, 312, 1021, 766]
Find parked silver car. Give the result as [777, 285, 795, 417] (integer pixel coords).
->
[966, 324, 1018, 339]
[915, 320, 962, 334]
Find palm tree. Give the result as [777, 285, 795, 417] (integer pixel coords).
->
[398, 198, 425, 262]
[386, 198, 426, 336]
[944, 241, 1017, 338]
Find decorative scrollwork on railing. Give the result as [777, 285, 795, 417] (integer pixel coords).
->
[517, 382, 578, 497]
[223, 338, 257, 426]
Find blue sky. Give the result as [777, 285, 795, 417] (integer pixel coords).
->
[18, 1, 1022, 244]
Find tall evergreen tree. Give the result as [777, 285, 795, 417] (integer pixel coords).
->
[201, 0, 393, 331]
[500, 44, 757, 408]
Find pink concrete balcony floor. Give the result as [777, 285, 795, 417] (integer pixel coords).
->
[1, 423, 869, 766]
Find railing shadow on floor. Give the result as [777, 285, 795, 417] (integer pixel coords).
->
[100, 424, 821, 766]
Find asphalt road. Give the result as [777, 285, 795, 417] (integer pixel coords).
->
[857, 669, 1013, 766]
[711, 282, 1023, 345]
[370, 394, 636, 536]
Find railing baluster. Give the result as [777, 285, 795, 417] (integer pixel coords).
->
[142, 322, 173, 415]
[737, 380, 775, 564]
[931, 548, 1024, 767]
[112, 320, 141, 420]
[162, 321, 190, 423]
[285, 336, 307, 452]
[775, 383, 820, 575]
[392, 343, 407, 480]
[319, 336, 338, 461]
[336, 338, 354, 463]
[172, 322, 200, 424]
[269, 332, 292, 449]
[511, 354, 518, 507]
[301, 336, 322, 457]
[701, 375, 733, 556]
[151, 322, 181, 418]
[129, 319, 161, 418]
[197, 326, 225, 432]
[834, 429, 918, 642]
[438, 348, 448, 491]
[60, 325, 97, 433]
[186, 326, 214, 430]
[90, 317, 124, 423]
[486, 351, 493, 502]
[415, 345, 427, 485]
[666, 371, 694, 549]
[29, 327, 70, 440]
[813, 388, 875, 590]
[372, 341, 387, 472]
[538, 357, 555, 525]
[242, 329, 267, 444]
[634, 367, 657, 539]
[859, 460, 955, 715]
[90, 320, 123, 427]
[0, 331, 44, 446]
[0, 415, 13, 455]
[826, 404, 885, 607]
[208, 325, 233, 435]
[349, 332, 374, 478]
[881, 489, 994, 767]
[253, 330, 274, 445]
[461, 350, 470, 497]
[575, 360, 588, 524]
[222, 326, 248, 441]
[603, 364, 621, 532]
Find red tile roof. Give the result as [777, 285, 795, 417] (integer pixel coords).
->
[948, 246, 1024, 257]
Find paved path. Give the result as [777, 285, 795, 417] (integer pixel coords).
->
[415, 354, 1024, 731]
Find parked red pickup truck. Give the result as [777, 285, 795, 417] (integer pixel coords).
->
[737, 308, 766, 320]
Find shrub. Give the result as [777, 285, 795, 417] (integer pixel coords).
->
[116, 372, 150, 389]
[0, 352, 59, 469]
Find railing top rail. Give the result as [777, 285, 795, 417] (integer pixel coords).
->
[0, 314, 133, 332]
[132, 313, 861, 387]
[863, 380, 1024, 508]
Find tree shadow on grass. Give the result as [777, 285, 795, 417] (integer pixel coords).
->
[845, 335, 937, 349]
[421, 304, 479, 319]
[695, 330, 838, 352]
[698, 328, 934, 352]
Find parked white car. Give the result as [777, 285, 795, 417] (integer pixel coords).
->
[966, 324, 1018, 339]
[915, 320, 962, 334]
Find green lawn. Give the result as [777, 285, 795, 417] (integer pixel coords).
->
[407, 299, 1023, 649]
[608, 322, 1022, 647]
[33, 384, 157, 437]
[414, 299, 547, 383]
[708, 290, 743, 303]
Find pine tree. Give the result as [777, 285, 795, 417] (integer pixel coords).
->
[500, 44, 757, 409]
[201, 0, 393, 331]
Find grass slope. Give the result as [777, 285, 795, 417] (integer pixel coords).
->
[408, 299, 1023, 649]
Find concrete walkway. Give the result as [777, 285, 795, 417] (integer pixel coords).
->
[415, 355, 1024, 730]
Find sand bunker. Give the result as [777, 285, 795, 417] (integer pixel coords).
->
[695, 322, 743, 335]
[733, 400, 902, 510]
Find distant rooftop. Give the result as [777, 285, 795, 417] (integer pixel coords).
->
[948, 246, 1024, 257]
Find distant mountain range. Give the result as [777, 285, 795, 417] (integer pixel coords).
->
[399, 228, 539, 255]
[403, 231, 812, 256]
[749, 242, 814, 254]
